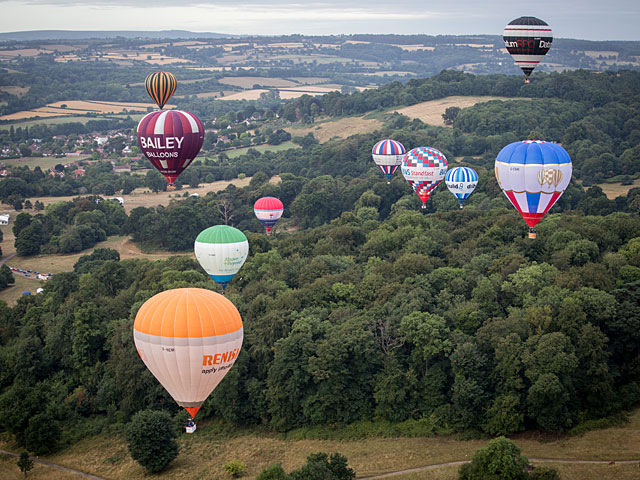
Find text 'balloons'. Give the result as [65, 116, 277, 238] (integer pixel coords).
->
[495, 140, 572, 238]
[137, 109, 204, 184]
[133, 288, 243, 418]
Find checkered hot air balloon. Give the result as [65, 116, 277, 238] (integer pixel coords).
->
[254, 197, 284, 236]
[445, 166, 478, 208]
[495, 140, 572, 239]
[372, 139, 406, 183]
[503, 16, 553, 83]
[401, 147, 448, 209]
[137, 109, 204, 184]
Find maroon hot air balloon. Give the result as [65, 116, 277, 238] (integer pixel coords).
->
[137, 109, 204, 184]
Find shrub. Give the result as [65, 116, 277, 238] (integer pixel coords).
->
[256, 464, 287, 480]
[225, 460, 247, 477]
[125, 410, 179, 473]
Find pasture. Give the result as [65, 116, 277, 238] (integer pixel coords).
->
[1, 155, 89, 170]
[286, 115, 383, 143]
[0, 100, 170, 122]
[218, 76, 302, 88]
[597, 178, 640, 199]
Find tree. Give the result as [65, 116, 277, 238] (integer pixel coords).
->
[125, 410, 179, 473]
[288, 452, 355, 480]
[0, 265, 15, 290]
[145, 169, 167, 193]
[17, 451, 33, 477]
[459, 437, 529, 480]
[400, 312, 451, 372]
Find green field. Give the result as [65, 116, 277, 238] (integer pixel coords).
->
[1, 155, 89, 169]
[0, 113, 145, 130]
[221, 141, 299, 158]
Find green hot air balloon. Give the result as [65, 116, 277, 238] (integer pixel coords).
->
[194, 225, 248, 294]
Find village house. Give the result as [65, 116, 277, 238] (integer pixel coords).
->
[113, 164, 131, 174]
[73, 166, 86, 177]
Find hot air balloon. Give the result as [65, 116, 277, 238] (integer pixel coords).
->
[137, 109, 204, 184]
[254, 197, 284, 236]
[503, 16, 553, 83]
[495, 140, 572, 239]
[401, 147, 448, 209]
[133, 288, 243, 419]
[194, 225, 248, 294]
[372, 139, 406, 183]
[145, 71, 177, 109]
[445, 166, 478, 208]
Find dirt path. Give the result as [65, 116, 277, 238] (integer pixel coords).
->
[359, 458, 640, 479]
[0, 448, 108, 480]
[0, 252, 16, 266]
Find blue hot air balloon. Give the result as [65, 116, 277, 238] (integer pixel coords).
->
[445, 166, 478, 208]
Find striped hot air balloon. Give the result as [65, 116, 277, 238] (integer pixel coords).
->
[254, 197, 284, 236]
[137, 109, 204, 184]
[495, 140, 572, 238]
[445, 166, 478, 208]
[133, 288, 243, 419]
[503, 16, 553, 83]
[145, 71, 177, 109]
[401, 147, 448, 209]
[194, 225, 248, 294]
[372, 139, 406, 183]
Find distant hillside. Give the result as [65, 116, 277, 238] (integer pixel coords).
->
[0, 30, 236, 41]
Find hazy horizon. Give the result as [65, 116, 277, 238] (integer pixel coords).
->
[1, 0, 639, 42]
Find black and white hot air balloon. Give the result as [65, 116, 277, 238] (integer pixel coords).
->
[503, 16, 553, 83]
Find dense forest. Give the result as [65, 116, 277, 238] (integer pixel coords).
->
[0, 67, 639, 457]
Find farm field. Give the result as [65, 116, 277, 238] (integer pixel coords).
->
[392, 96, 521, 127]
[286, 115, 383, 143]
[0, 100, 169, 122]
[1, 155, 89, 169]
[1, 408, 639, 480]
[597, 178, 640, 199]
[0, 113, 142, 129]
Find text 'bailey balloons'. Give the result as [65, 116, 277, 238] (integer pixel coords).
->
[254, 197, 284, 236]
[495, 140, 572, 239]
[194, 225, 248, 294]
[133, 288, 243, 419]
[145, 71, 177, 109]
[372, 139, 406, 183]
[401, 147, 448, 209]
[137, 109, 204, 184]
[503, 16, 552, 83]
[445, 166, 478, 208]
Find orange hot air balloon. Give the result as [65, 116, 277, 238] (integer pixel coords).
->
[133, 288, 243, 418]
[145, 71, 177, 109]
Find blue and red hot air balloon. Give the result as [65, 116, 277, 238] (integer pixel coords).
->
[137, 109, 204, 184]
[372, 139, 406, 183]
[401, 147, 448, 209]
[254, 197, 284, 236]
[495, 140, 572, 238]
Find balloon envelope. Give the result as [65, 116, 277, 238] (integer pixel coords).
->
[137, 109, 204, 184]
[372, 139, 406, 183]
[194, 225, 248, 292]
[401, 147, 448, 208]
[145, 71, 177, 109]
[254, 197, 284, 235]
[503, 16, 552, 82]
[445, 166, 478, 208]
[133, 288, 243, 418]
[495, 140, 572, 238]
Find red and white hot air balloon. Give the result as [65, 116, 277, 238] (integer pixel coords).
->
[137, 109, 204, 184]
[254, 197, 284, 236]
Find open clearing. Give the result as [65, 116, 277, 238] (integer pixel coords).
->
[219, 76, 302, 88]
[286, 115, 383, 143]
[393, 96, 520, 127]
[0, 100, 170, 122]
[1, 155, 89, 170]
[597, 178, 640, 199]
[0, 86, 29, 97]
[0, 409, 639, 479]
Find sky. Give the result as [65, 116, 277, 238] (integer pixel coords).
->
[1, 0, 639, 41]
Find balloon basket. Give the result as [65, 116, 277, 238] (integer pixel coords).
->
[459, 204, 464, 209]
[421, 204, 426, 209]
[525, 78, 531, 84]
[185, 424, 196, 434]
[387, 181, 391, 185]
[528, 228, 537, 239]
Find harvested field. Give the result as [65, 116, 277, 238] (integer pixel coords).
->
[0, 100, 170, 122]
[391, 45, 435, 51]
[218, 89, 269, 101]
[0, 86, 30, 97]
[584, 50, 619, 58]
[394, 96, 523, 127]
[0, 48, 51, 57]
[288, 77, 329, 84]
[361, 71, 416, 76]
[286, 115, 382, 143]
[219, 76, 300, 88]
[268, 42, 305, 48]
